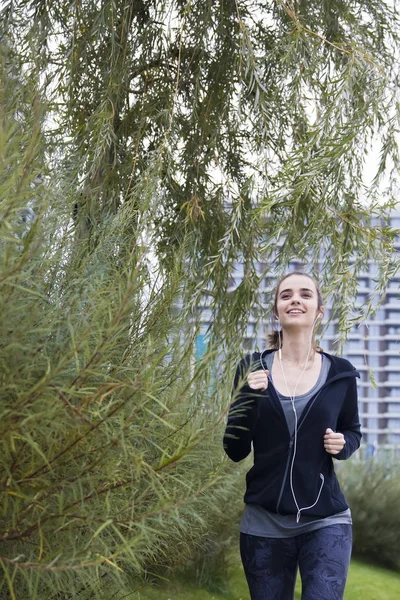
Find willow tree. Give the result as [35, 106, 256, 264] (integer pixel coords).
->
[1, 1, 400, 598]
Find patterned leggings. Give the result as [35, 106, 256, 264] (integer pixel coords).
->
[240, 524, 352, 600]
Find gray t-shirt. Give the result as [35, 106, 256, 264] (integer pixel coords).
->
[240, 352, 352, 538]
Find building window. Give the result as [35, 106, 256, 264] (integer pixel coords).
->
[388, 279, 400, 290]
[347, 339, 364, 350]
[348, 354, 365, 364]
[387, 310, 400, 320]
[358, 278, 370, 288]
[387, 340, 400, 350]
[387, 372, 400, 382]
[388, 356, 400, 366]
[368, 340, 380, 351]
[195, 334, 207, 360]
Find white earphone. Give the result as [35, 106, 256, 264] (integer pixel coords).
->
[262, 313, 324, 521]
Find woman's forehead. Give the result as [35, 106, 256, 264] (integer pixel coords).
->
[278, 275, 317, 294]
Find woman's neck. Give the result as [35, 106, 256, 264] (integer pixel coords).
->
[279, 331, 316, 367]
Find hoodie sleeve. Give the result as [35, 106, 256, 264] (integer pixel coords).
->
[334, 375, 362, 461]
[223, 356, 262, 462]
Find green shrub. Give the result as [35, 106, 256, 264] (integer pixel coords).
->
[171, 462, 246, 594]
[0, 56, 247, 600]
[338, 458, 400, 571]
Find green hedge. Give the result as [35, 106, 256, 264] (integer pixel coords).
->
[338, 457, 400, 571]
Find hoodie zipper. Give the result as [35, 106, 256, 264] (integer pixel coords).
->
[275, 437, 294, 512]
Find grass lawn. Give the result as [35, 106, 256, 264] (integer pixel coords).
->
[129, 555, 400, 600]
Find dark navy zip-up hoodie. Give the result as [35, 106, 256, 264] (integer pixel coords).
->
[223, 350, 361, 518]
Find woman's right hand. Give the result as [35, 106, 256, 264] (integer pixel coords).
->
[247, 370, 269, 392]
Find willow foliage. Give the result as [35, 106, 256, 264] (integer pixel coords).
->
[1, 1, 400, 598]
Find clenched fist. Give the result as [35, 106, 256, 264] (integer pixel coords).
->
[247, 369, 269, 392]
[324, 428, 346, 455]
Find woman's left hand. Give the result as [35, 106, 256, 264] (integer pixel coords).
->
[324, 428, 346, 455]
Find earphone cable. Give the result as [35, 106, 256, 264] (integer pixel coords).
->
[277, 316, 324, 522]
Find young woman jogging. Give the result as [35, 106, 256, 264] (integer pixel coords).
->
[223, 272, 361, 600]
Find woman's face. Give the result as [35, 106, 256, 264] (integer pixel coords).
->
[275, 274, 322, 330]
